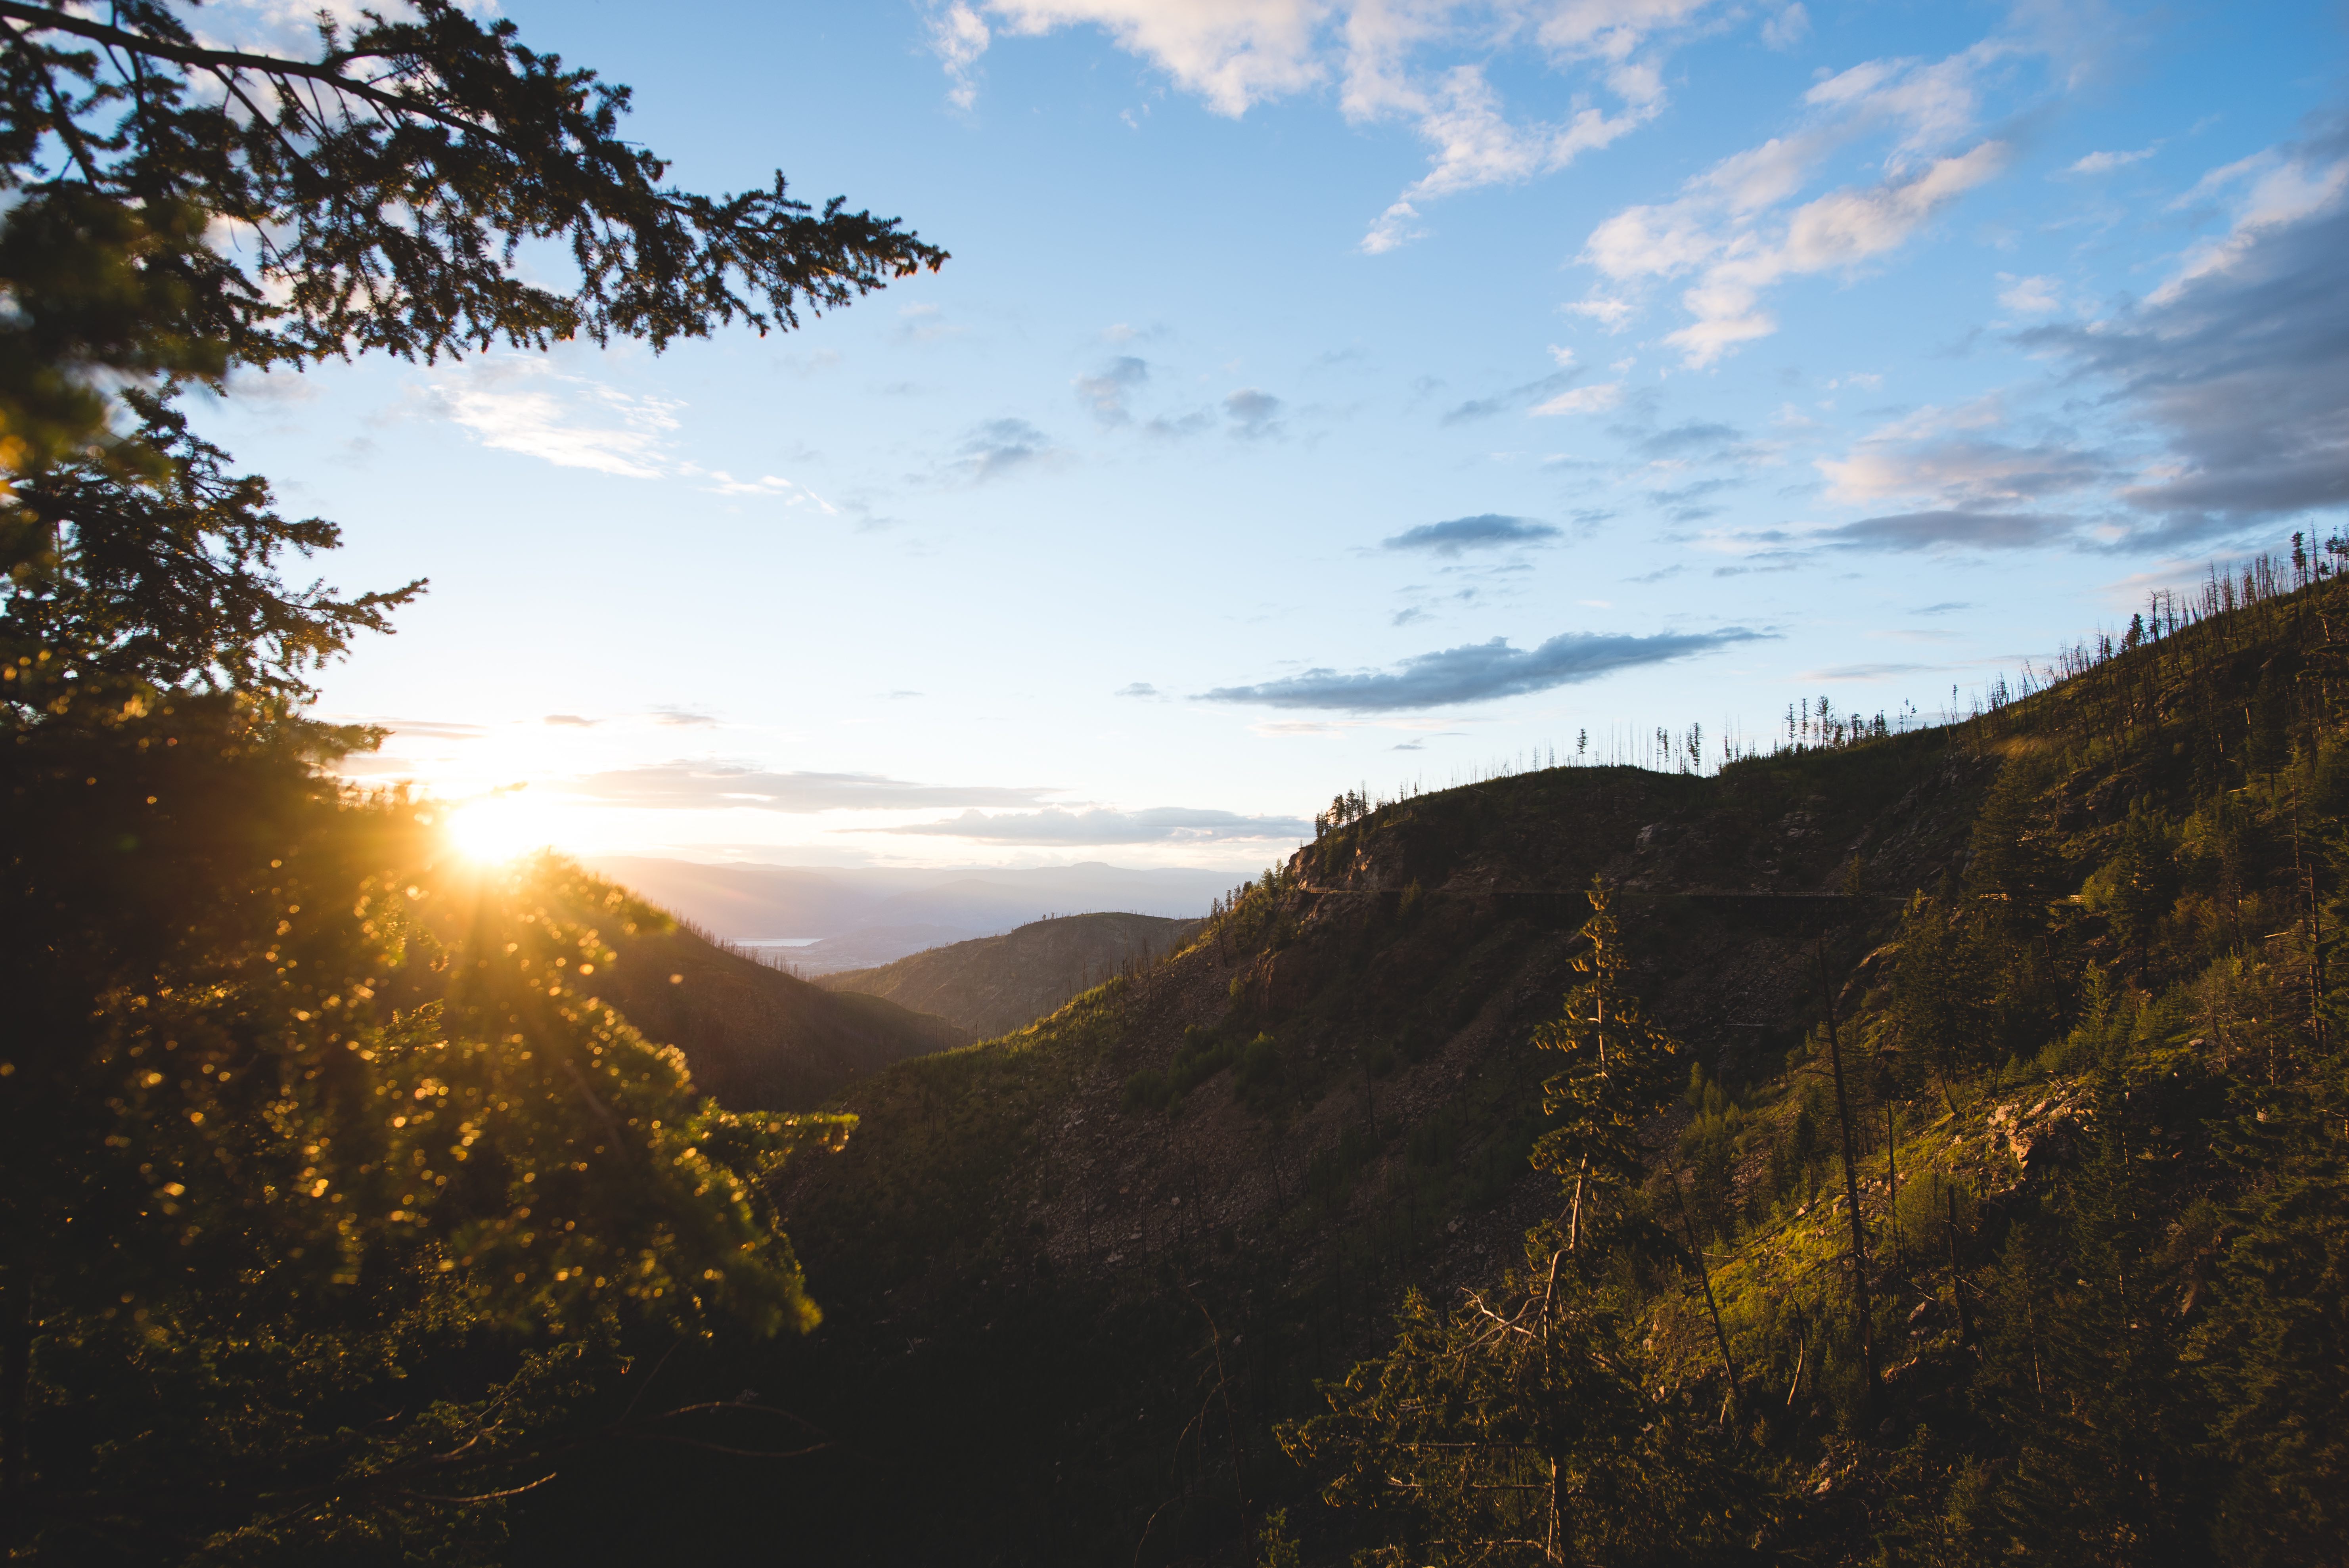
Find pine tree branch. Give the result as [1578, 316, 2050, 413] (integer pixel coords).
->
[0, 3, 517, 148]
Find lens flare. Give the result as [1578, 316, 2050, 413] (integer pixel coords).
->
[444, 793, 546, 862]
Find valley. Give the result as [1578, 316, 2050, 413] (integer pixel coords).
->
[505, 565, 2349, 1565]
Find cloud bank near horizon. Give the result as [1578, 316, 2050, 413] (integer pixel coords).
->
[883, 805, 1313, 844]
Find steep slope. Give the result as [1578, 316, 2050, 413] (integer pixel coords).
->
[519, 738, 1986, 1565]
[593, 914, 968, 1110]
[515, 561, 2349, 1568]
[817, 912, 1202, 1037]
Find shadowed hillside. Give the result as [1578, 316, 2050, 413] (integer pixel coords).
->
[594, 915, 969, 1110]
[515, 554, 2349, 1568]
[817, 912, 1202, 1038]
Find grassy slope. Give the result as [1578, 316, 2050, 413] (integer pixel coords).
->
[817, 911, 1202, 1038]
[515, 571, 2349, 1566]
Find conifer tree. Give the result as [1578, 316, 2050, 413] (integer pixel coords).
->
[1529, 879, 1685, 1250]
[1282, 1232, 1755, 1568]
[0, 4, 933, 1557]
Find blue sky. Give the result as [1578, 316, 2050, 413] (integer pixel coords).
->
[193, 0, 2349, 870]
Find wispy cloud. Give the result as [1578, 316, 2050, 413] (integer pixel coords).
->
[419, 356, 833, 505]
[1819, 408, 2111, 508]
[1382, 513, 1561, 555]
[954, 417, 1056, 481]
[1442, 370, 1576, 424]
[1200, 626, 1771, 712]
[423, 357, 682, 479]
[1815, 509, 2077, 550]
[1577, 40, 2022, 364]
[1633, 421, 1754, 462]
[1225, 388, 1285, 439]
[1076, 356, 1150, 425]
[572, 763, 1057, 814]
[884, 805, 1311, 844]
[1531, 381, 1625, 416]
[1780, 126, 2349, 552]
[933, 2, 1742, 253]
[2019, 134, 2349, 541]
[2066, 144, 2158, 176]
[1800, 661, 1942, 680]
[928, 2, 991, 109]
[1996, 273, 2064, 314]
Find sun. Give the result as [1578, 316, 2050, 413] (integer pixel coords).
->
[443, 792, 549, 863]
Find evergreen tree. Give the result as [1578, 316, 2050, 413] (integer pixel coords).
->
[1975, 1079, 2201, 1564]
[1283, 1233, 1759, 1566]
[0, 0, 943, 476]
[2194, 1073, 2349, 1564]
[0, 4, 934, 1556]
[1528, 879, 1685, 1250]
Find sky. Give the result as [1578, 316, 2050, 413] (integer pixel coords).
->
[188, 0, 2349, 872]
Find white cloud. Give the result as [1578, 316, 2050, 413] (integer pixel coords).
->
[929, 2, 992, 110]
[1361, 199, 1430, 255]
[692, 470, 839, 510]
[1530, 381, 1624, 415]
[1760, 3, 1809, 50]
[424, 358, 682, 479]
[1997, 272, 2062, 313]
[979, 0, 1329, 116]
[941, 2, 1752, 253]
[1377, 61, 1650, 233]
[1818, 396, 2106, 506]
[2152, 149, 2349, 304]
[886, 805, 1313, 844]
[1560, 291, 1635, 328]
[1576, 40, 2020, 364]
[2066, 144, 2156, 175]
[1658, 142, 2011, 365]
[419, 358, 830, 504]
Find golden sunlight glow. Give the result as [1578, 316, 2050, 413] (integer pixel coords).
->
[444, 792, 549, 862]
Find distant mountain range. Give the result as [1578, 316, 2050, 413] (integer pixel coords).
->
[818, 912, 1202, 1039]
[583, 859, 1238, 973]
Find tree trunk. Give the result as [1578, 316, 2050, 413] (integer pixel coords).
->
[1671, 1172, 1740, 1405]
[1817, 938, 1878, 1409]
[1945, 1185, 1974, 1347]
[1886, 1101, 1902, 1272]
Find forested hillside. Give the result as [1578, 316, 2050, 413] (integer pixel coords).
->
[597, 920, 967, 1109]
[817, 911, 1201, 1038]
[512, 553, 2349, 1566]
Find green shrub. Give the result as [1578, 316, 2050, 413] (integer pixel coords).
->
[1122, 1069, 1172, 1113]
[1235, 1032, 1286, 1110]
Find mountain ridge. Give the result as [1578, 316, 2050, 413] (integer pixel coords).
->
[817, 911, 1203, 1038]
[517, 562, 2349, 1566]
